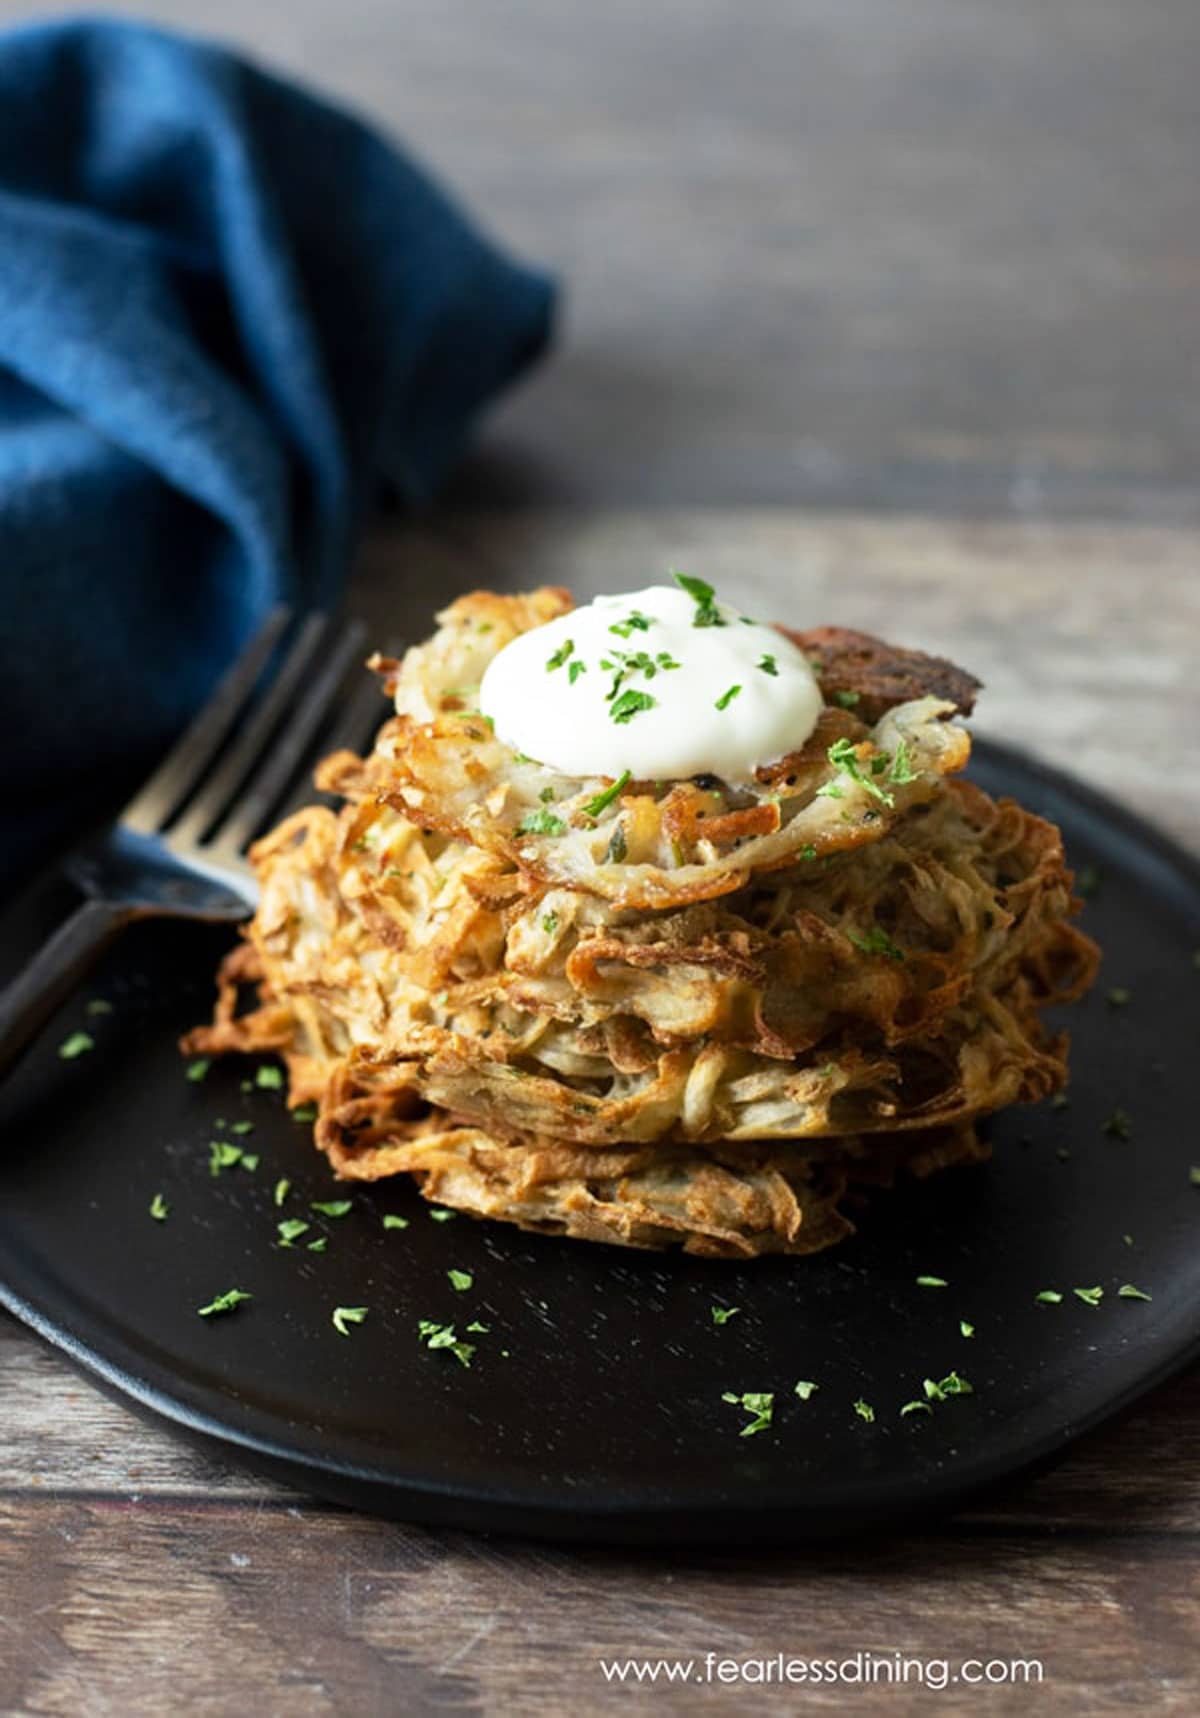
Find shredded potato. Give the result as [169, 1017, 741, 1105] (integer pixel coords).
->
[184, 590, 1098, 1256]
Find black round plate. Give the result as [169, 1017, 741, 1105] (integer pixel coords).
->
[2, 741, 1198, 1544]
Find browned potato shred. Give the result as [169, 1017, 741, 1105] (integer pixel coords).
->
[184, 589, 1098, 1256]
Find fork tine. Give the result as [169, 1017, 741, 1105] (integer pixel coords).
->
[207, 618, 369, 857]
[318, 655, 390, 761]
[168, 611, 331, 848]
[121, 607, 291, 835]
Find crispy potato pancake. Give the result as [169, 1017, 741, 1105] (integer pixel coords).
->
[185, 590, 1099, 1255]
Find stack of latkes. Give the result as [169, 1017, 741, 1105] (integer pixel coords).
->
[186, 589, 1099, 1257]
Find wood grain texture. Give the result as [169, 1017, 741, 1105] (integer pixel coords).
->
[3, 509, 1199, 1713]
[5, 0, 1200, 517]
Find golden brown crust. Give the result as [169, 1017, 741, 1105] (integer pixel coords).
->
[785, 625, 982, 722]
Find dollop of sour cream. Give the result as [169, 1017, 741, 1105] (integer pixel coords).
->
[478, 582, 823, 782]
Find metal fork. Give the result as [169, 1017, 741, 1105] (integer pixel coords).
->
[0, 608, 379, 1081]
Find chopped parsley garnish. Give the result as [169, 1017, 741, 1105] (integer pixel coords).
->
[1190, 1167, 1200, 1187]
[197, 1288, 252, 1318]
[149, 1193, 169, 1222]
[539, 785, 556, 802]
[1073, 1285, 1104, 1307]
[916, 1275, 948, 1289]
[466, 1320, 490, 1334]
[209, 1140, 250, 1176]
[831, 689, 860, 709]
[447, 1269, 473, 1292]
[230, 1120, 254, 1136]
[794, 1380, 818, 1401]
[1118, 1283, 1152, 1301]
[541, 912, 560, 936]
[255, 1065, 284, 1090]
[86, 998, 113, 1016]
[58, 1031, 95, 1060]
[418, 1320, 475, 1366]
[311, 1200, 352, 1218]
[277, 1218, 310, 1247]
[888, 738, 917, 785]
[853, 1398, 875, 1424]
[307, 1237, 328, 1253]
[583, 770, 631, 819]
[924, 1371, 973, 1401]
[291, 1102, 318, 1123]
[608, 610, 652, 638]
[567, 660, 586, 685]
[428, 1207, 457, 1222]
[609, 688, 656, 725]
[240, 1154, 260, 1172]
[519, 808, 567, 836]
[382, 1213, 409, 1231]
[1103, 1108, 1132, 1141]
[800, 844, 818, 861]
[847, 925, 906, 962]
[185, 1058, 211, 1082]
[900, 1400, 932, 1417]
[674, 571, 725, 627]
[273, 1178, 290, 1208]
[1106, 987, 1131, 1008]
[721, 1391, 774, 1436]
[711, 1305, 741, 1326]
[1035, 1290, 1063, 1304]
[960, 1320, 975, 1339]
[332, 1305, 368, 1336]
[545, 638, 574, 671]
[757, 654, 778, 677]
[827, 736, 895, 807]
[714, 684, 742, 711]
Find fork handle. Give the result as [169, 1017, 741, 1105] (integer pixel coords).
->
[0, 899, 136, 1083]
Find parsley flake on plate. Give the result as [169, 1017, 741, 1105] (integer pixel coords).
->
[58, 1032, 94, 1060]
[311, 1200, 352, 1218]
[447, 1269, 473, 1292]
[277, 1219, 310, 1247]
[197, 1289, 252, 1318]
[149, 1193, 169, 1222]
[382, 1214, 410, 1231]
[1074, 1286, 1104, 1307]
[418, 1320, 475, 1366]
[710, 1305, 741, 1326]
[1117, 1283, 1152, 1301]
[185, 1058, 211, 1082]
[915, 1275, 948, 1289]
[794, 1380, 818, 1401]
[255, 1065, 284, 1090]
[721, 1391, 774, 1436]
[332, 1306, 368, 1337]
[853, 1398, 875, 1424]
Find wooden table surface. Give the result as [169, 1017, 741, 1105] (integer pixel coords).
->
[3, 2, 1200, 1713]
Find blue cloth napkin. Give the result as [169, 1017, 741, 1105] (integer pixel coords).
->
[0, 17, 554, 886]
